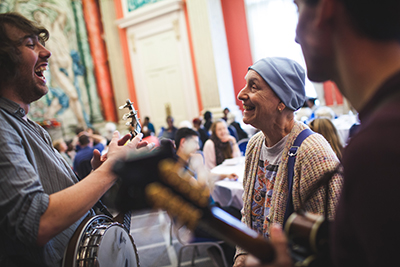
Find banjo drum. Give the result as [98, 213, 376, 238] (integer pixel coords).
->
[62, 215, 140, 267]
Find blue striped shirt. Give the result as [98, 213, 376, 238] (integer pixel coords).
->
[0, 97, 90, 266]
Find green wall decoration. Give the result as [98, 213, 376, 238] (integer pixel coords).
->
[126, 0, 164, 12]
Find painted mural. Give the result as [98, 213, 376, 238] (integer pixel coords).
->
[0, 0, 103, 135]
[126, 0, 164, 12]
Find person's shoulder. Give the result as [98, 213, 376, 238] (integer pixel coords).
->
[204, 139, 214, 146]
[203, 139, 215, 151]
[94, 142, 104, 151]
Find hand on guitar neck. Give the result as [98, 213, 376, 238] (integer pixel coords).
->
[113, 142, 330, 267]
[235, 225, 292, 267]
[91, 99, 150, 171]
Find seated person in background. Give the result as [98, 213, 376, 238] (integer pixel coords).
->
[73, 127, 105, 151]
[158, 115, 178, 140]
[192, 117, 209, 150]
[308, 118, 344, 160]
[222, 107, 234, 124]
[53, 138, 73, 168]
[230, 121, 249, 142]
[294, 100, 312, 122]
[306, 96, 319, 119]
[314, 105, 336, 120]
[233, 57, 342, 267]
[203, 120, 241, 170]
[73, 133, 107, 179]
[0, 12, 148, 266]
[141, 124, 160, 147]
[143, 116, 155, 135]
[66, 139, 76, 162]
[203, 110, 213, 132]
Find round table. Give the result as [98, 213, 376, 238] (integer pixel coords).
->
[210, 157, 245, 210]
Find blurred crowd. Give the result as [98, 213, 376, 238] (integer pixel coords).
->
[54, 102, 358, 182]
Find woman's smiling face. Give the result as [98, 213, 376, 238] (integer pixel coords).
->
[215, 121, 229, 141]
[237, 70, 281, 130]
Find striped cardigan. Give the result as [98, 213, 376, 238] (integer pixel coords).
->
[235, 121, 343, 258]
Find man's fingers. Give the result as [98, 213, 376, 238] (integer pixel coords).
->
[92, 149, 101, 161]
[245, 255, 261, 266]
[137, 140, 149, 149]
[269, 224, 293, 267]
[270, 224, 288, 248]
[125, 133, 143, 148]
[91, 149, 102, 169]
[117, 133, 132, 146]
[112, 130, 121, 139]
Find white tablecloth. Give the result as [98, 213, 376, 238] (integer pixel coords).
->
[210, 157, 245, 210]
[333, 114, 358, 145]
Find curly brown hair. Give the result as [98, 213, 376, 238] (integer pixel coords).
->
[0, 12, 49, 87]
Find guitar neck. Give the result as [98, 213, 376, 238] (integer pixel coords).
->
[113, 144, 276, 264]
[113, 141, 330, 266]
[119, 99, 141, 140]
[204, 207, 275, 263]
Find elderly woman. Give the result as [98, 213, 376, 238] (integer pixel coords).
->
[233, 57, 343, 267]
[203, 119, 241, 170]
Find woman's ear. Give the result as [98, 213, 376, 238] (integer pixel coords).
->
[278, 102, 286, 112]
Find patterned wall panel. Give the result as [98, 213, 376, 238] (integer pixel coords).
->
[0, 0, 103, 136]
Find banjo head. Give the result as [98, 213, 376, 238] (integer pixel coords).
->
[97, 224, 138, 266]
[63, 215, 140, 267]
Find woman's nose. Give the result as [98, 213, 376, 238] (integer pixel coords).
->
[237, 86, 248, 101]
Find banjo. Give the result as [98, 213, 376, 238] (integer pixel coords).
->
[62, 99, 141, 267]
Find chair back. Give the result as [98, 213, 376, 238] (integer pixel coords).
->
[228, 125, 239, 141]
[237, 138, 249, 156]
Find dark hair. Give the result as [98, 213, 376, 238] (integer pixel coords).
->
[175, 127, 199, 150]
[75, 127, 85, 135]
[305, 0, 400, 41]
[204, 111, 212, 121]
[0, 12, 49, 87]
[78, 135, 91, 146]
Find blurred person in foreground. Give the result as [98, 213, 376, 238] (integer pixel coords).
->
[175, 127, 239, 191]
[245, 0, 400, 266]
[233, 57, 342, 267]
[0, 12, 149, 266]
[174, 127, 240, 264]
